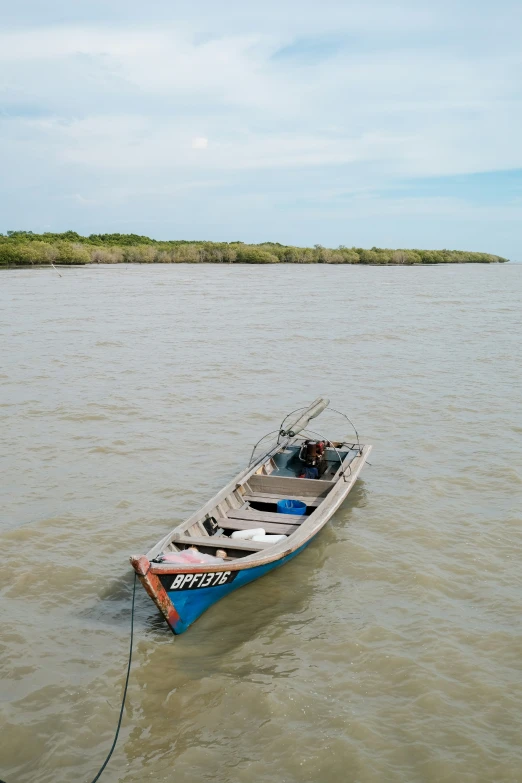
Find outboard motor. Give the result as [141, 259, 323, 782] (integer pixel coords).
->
[300, 440, 328, 479]
[305, 441, 318, 462]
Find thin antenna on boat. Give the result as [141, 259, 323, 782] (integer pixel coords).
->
[328, 408, 360, 452]
[249, 429, 281, 466]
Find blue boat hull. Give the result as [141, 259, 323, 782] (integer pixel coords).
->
[163, 541, 311, 634]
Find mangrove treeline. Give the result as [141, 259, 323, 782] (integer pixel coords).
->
[0, 231, 509, 266]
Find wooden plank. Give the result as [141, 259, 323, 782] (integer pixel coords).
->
[244, 493, 323, 508]
[171, 533, 273, 552]
[216, 517, 297, 536]
[227, 508, 305, 524]
[247, 474, 335, 497]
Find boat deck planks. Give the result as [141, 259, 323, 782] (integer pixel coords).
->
[170, 533, 273, 552]
[216, 517, 300, 536]
[226, 508, 306, 524]
[246, 474, 335, 497]
[243, 493, 323, 508]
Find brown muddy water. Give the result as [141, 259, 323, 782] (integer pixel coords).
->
[1, 263, 521, 783]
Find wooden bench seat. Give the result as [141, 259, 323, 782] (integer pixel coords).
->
[171, 533, 273, 552]
[243, 492, 323, 509]
[247, 474, 334, 497]
[216, 517, 299, 536]
[227, 508, 305, 524]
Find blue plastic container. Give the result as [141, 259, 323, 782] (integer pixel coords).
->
[277, 498, 307, 516]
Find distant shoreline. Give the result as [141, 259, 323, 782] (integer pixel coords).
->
[0, 231, 509, 266]
[1, 260, 510, 271]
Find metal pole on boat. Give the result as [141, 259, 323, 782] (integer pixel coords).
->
[279, 397, 330, 437]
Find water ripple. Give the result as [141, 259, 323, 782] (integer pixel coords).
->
[1, 263, 521, 783]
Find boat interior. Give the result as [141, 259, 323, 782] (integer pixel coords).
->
[151, 441, 361, 563]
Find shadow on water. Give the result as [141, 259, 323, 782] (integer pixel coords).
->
[78, 569, 140, 630]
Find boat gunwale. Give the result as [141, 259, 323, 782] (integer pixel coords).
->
[132, 443, 371, 576]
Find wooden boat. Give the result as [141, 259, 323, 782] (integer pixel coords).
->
[130, 398, 371, 634]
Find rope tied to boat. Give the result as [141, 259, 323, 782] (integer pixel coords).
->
[87, 571, 137, 783]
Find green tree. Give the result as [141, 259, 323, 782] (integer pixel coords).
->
[235, 248, 279, 263]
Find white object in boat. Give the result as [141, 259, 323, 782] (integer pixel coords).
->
[231, 528, 266, 540]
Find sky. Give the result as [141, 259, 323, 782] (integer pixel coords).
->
[1, 0, 521, 258]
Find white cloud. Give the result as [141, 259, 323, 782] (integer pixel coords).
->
[0, 2, 521, 255]
[1, 20, 521, 180]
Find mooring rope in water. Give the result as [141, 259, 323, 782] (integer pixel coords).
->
[88, 572, 137, 783]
